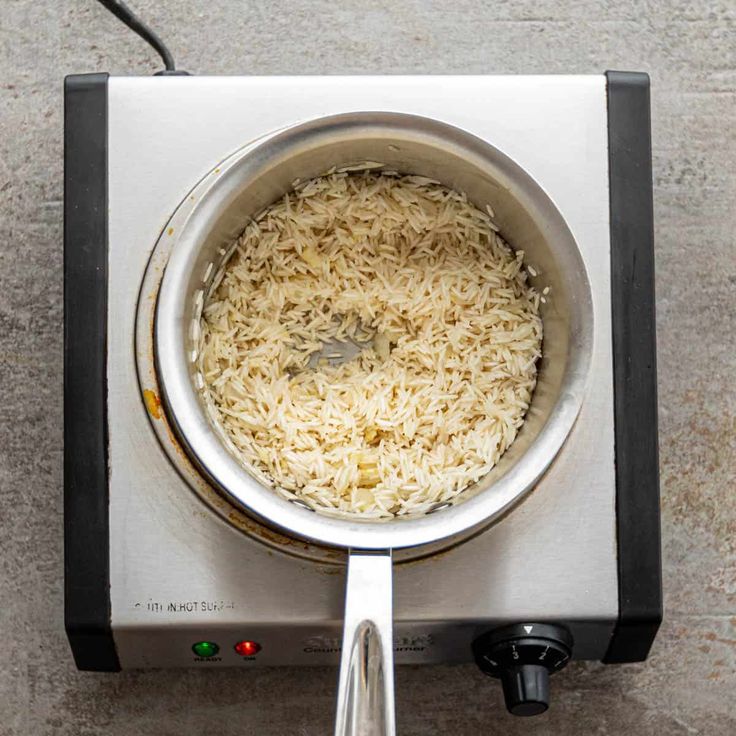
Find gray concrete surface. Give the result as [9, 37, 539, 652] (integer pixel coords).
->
[1, 1, 734, 734]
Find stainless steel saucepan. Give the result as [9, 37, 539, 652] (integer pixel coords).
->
[153, 112, 593, 736]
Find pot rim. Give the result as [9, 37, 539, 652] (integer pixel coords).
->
[154, 111, 593, 551]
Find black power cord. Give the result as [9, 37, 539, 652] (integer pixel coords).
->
[95, 0, 188, 75]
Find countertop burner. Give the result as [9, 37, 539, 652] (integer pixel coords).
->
[64, 73, 660, 705]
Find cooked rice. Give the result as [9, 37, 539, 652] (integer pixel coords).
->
[197, 170, 542, 518]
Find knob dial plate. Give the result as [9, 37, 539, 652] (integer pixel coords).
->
[472, 623, 573, 717]
[475, 636, 570, 676]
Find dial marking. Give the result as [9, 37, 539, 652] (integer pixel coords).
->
[523, 625, 533, 634]
[539, 646, 549, 661]
[511, 644, 519, 660]
[483, 655, 498, 667]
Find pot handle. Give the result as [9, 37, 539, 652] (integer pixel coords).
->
[334, 550, 395, 736]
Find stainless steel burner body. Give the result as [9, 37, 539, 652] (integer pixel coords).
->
[64, 74, 660, 673]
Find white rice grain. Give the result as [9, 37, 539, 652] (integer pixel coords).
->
[198, 171, 542, 518]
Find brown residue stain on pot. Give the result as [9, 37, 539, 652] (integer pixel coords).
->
[167, 227, 174, 236]
[163, 422, 191, 464]
[226, 510, 292, 546]
[143, 389, 161, 419]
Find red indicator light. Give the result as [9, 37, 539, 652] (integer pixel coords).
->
[234, 640, 261, 657]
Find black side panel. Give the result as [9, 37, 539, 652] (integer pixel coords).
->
[64, 73, 120, 671]
[603, 71, 662, 663]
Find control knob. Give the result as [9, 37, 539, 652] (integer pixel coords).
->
[472, 623, 573, 716]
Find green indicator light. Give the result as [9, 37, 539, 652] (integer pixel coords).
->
[192, 641, 219, 658]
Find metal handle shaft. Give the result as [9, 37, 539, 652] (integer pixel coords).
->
[334, 551, 395, 736]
